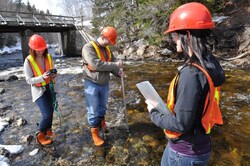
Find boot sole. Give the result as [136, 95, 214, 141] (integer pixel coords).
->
[36, 138, 53, 146]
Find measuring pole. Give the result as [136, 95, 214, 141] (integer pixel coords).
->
[121, 68, 129, 132]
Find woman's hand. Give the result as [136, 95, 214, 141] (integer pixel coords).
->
[42, 71, 57, 80]
[145, 99, 158, 113]
[42, 71, 50, 80]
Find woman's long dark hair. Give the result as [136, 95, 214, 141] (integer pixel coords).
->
[178, 29, 226, 86]
[178, 29, 212, 68]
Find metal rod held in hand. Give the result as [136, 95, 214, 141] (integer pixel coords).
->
[121, 68, 129, 132]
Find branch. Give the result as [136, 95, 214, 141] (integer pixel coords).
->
[225, 51, 250, 61]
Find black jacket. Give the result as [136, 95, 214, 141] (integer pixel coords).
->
[149, 55, 225, 143]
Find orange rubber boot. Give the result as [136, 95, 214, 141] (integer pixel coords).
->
[91, 128, 104, 146]
[46, 130, 53, 137]
[36, 132, 53, 145]
[46, 129, 60, 139]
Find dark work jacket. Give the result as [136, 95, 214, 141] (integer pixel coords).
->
[149, 55, 225, 155]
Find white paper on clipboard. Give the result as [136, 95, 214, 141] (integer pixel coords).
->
[136, 81, 168, 114]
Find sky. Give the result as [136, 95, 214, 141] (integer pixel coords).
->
[23, 0, 63, 15]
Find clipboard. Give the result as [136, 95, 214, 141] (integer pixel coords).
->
[136, 81, 169, 114]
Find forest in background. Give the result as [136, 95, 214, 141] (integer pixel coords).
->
[91, 0, 226, 46]
[0, 0, 246, 53]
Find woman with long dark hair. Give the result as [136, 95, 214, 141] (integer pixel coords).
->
[145, 2, 225, 165]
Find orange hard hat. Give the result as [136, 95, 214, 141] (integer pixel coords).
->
[28, 34, 47, 51]
[101, 26, 117, 45]
[165, 2, 215, 34]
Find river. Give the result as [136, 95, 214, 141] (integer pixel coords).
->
[0, 51, 249, 165]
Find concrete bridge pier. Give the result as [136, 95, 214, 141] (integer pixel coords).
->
[20, 29, 33, 60]
[19, 30, 80, 60]
[62, 30, 80, 57]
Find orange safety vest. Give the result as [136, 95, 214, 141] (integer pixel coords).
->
[27, 54, 53, 87]
[164, 63, 223, 139]
[86, 41, 112, 71]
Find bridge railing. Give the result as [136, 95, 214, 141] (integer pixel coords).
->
[0, 10, 85, 27]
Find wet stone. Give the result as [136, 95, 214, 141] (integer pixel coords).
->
[0, 88, 5, 94]
[6, 75, 18, 82]
[20, 135, 33, 144]
[0, 147, 10, 157]
[17, 118, 27, 126]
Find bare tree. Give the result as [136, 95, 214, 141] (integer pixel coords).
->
[14, 0, 23, 12]
[0, 0, 13, 11]
[58, 0, 93, 18]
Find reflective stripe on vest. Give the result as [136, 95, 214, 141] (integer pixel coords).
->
[27, 54, 53, 87]
[164, 63, 223, 138]
[165, 74, 182, 138]
[167, 74, 179, 113]
[87, 41, 112, 71]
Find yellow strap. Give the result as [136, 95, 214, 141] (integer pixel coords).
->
[90, 41, 102, 59]
[215, 87, 220, 103]
[47, 54, 53, 69]
[27, 55, 46, 86]
[27, 55, 43, 76]
[27, 54, 53, 86]
[167, 74, 179, 114]
[90, 41, 112, 61]
[106, 46, 112, 60]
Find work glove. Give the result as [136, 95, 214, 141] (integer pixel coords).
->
[145, 99, 158, 113]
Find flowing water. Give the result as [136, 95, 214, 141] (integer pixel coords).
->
[0, 52, 249, 166]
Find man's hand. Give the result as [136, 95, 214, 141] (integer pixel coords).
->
[115, 60, 123, 67]
[118, 69, 125, 77]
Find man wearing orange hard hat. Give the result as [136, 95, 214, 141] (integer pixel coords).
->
[145, 2, 225, 165]
[82, 26, 124, 146]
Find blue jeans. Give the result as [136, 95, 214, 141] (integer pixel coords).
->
[35, 89, 54, 132]
[84, 79, 109, 128]
[161, 143, 210, 166]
